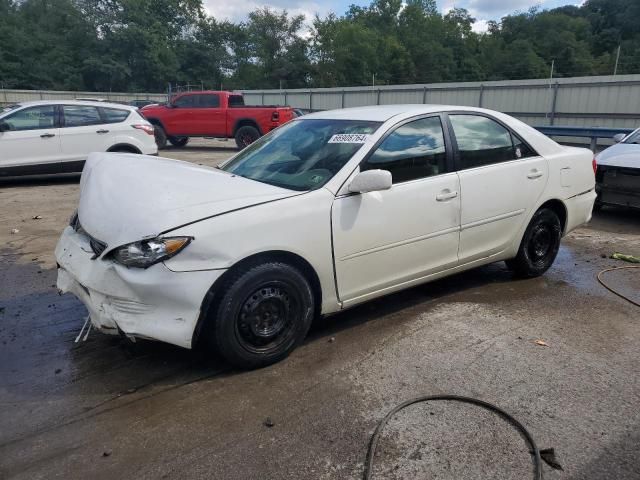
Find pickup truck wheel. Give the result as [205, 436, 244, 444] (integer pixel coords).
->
[506, 208, 562, 278]
[210, 262, 314, 369]
[153, 124, 167, 149]
[168, 136, 189, 147]
[235, 125, 260, 149]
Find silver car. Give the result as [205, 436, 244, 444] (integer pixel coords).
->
[595, 128, 640, 210]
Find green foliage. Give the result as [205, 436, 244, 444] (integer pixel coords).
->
[0, 0, 638, 91]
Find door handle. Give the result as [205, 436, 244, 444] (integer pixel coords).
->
[40, 133, 55, 138]
[527, 169, 543, 179]
[436, 190, 458, 201]
[96, 129, 109, 134]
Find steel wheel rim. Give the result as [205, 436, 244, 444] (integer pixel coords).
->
[528, 224, 553, 261]
[235, 281, 299, 354]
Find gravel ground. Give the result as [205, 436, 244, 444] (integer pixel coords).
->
[0, 140, 639, 480]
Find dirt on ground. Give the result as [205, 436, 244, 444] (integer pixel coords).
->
[1, 139, 639, 480]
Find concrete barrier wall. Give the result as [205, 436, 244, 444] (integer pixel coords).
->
[0, 89, 166, 106]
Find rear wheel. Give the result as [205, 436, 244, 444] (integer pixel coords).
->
[153, 124, 167, 149]
[234, 125, 260, 150]
[506, 208, 562, 278]
[168, 136, 189, 148]
[208, 262, 314, 369]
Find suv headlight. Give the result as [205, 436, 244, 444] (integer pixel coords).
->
[112, 237, 192, 268]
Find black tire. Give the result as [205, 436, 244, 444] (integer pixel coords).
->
[209, 262, 314, 369]
[153, 123, 167, 149]
[506, 208, 562, 278]
[109, 148, 138, 154]
[168, 136, 189, 147]
[234, 125, 260, 149]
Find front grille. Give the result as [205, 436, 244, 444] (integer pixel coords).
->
[74, 220, 108, 259]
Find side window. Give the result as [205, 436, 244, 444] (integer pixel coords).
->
[362, 116, 447, 184]
[449, 114, 516, 169]
[229, 95, 244, 107]
[63, 105, 102, 127]
[173, 95, 196, 108]
[197, 94, 220, 108]
[2, 105, 56, 131]
[100, 108, 130, 124]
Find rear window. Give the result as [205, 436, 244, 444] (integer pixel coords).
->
[229, 95, 244, 107]
[100, 107, 130, 124]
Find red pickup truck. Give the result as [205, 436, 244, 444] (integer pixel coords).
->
[140, 91, 296, 149]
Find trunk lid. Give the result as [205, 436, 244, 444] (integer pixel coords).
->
[77, 153, 297, 249]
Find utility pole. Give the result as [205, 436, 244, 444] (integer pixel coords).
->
[372, 73, 376, 89]
[613, 45, 621, 76]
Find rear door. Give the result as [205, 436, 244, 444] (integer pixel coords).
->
[332, 115, 461, 305]
[0, 104, 61, 173]
[59, 105, 111, 167]
[446, 113, 548, 263]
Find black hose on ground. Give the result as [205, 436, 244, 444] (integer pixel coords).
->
[363, 395, 543, 480]
[597, 266, 640, 307]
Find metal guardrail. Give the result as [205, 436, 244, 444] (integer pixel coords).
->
[534, 126, 635, 152]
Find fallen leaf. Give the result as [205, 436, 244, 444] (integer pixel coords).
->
[535, 339, 549, 347]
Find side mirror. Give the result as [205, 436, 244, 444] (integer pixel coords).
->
[0, 121, 9, 132]
[613, 133, 626, 143]
[348, 169, 392, 194]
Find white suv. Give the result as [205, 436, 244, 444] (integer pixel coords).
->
[0, 100, 157, 177]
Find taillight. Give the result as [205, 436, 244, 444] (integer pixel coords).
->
[132, 124, 155, 135]
[271, 111, 280, 122]
[592, 157, 597, 175]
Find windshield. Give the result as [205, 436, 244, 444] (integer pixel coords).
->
[221, 119, 381, 191]
[622, 129, 640, 144]
[1, 104, 21, 115]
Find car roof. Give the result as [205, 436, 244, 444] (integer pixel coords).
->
[6, 100, 136, 110]
[303, 104, 565, 157]
[303, 104, 493, 122]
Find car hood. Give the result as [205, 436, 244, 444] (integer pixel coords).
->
[78, 153, 298, 248]
[596, 143, 640, 169]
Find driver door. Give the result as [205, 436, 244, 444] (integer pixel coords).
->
[331, 115, 461, 306]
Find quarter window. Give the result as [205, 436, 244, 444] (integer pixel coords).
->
[362, 116, 447, 183]
[449, 114, 526, 169]
[100, 108, 130, 124]
[2, 105, 56, 131]
[63, 105, 102, 127]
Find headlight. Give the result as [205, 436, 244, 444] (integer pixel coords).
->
[112, 237, 192, 268]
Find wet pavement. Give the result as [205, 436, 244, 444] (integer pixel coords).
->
[1, 142, 639, 479]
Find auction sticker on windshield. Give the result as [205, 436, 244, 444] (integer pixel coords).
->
[328, 133, 370, 143]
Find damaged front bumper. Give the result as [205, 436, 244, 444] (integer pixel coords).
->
[55, 226, 224, 349]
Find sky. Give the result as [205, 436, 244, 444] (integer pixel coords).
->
[203, 0, 581, 33]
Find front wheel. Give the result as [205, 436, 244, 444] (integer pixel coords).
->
[234, 125, 260, 149]
[506, 208, 562, 278]
[168, 136, 189, 148]
[209, 262, 315, 369]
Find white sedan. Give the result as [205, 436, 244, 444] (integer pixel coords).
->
[594, 128, 640, 210]
[55, 105, 596, 368]
[0, 100, 157, 177]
